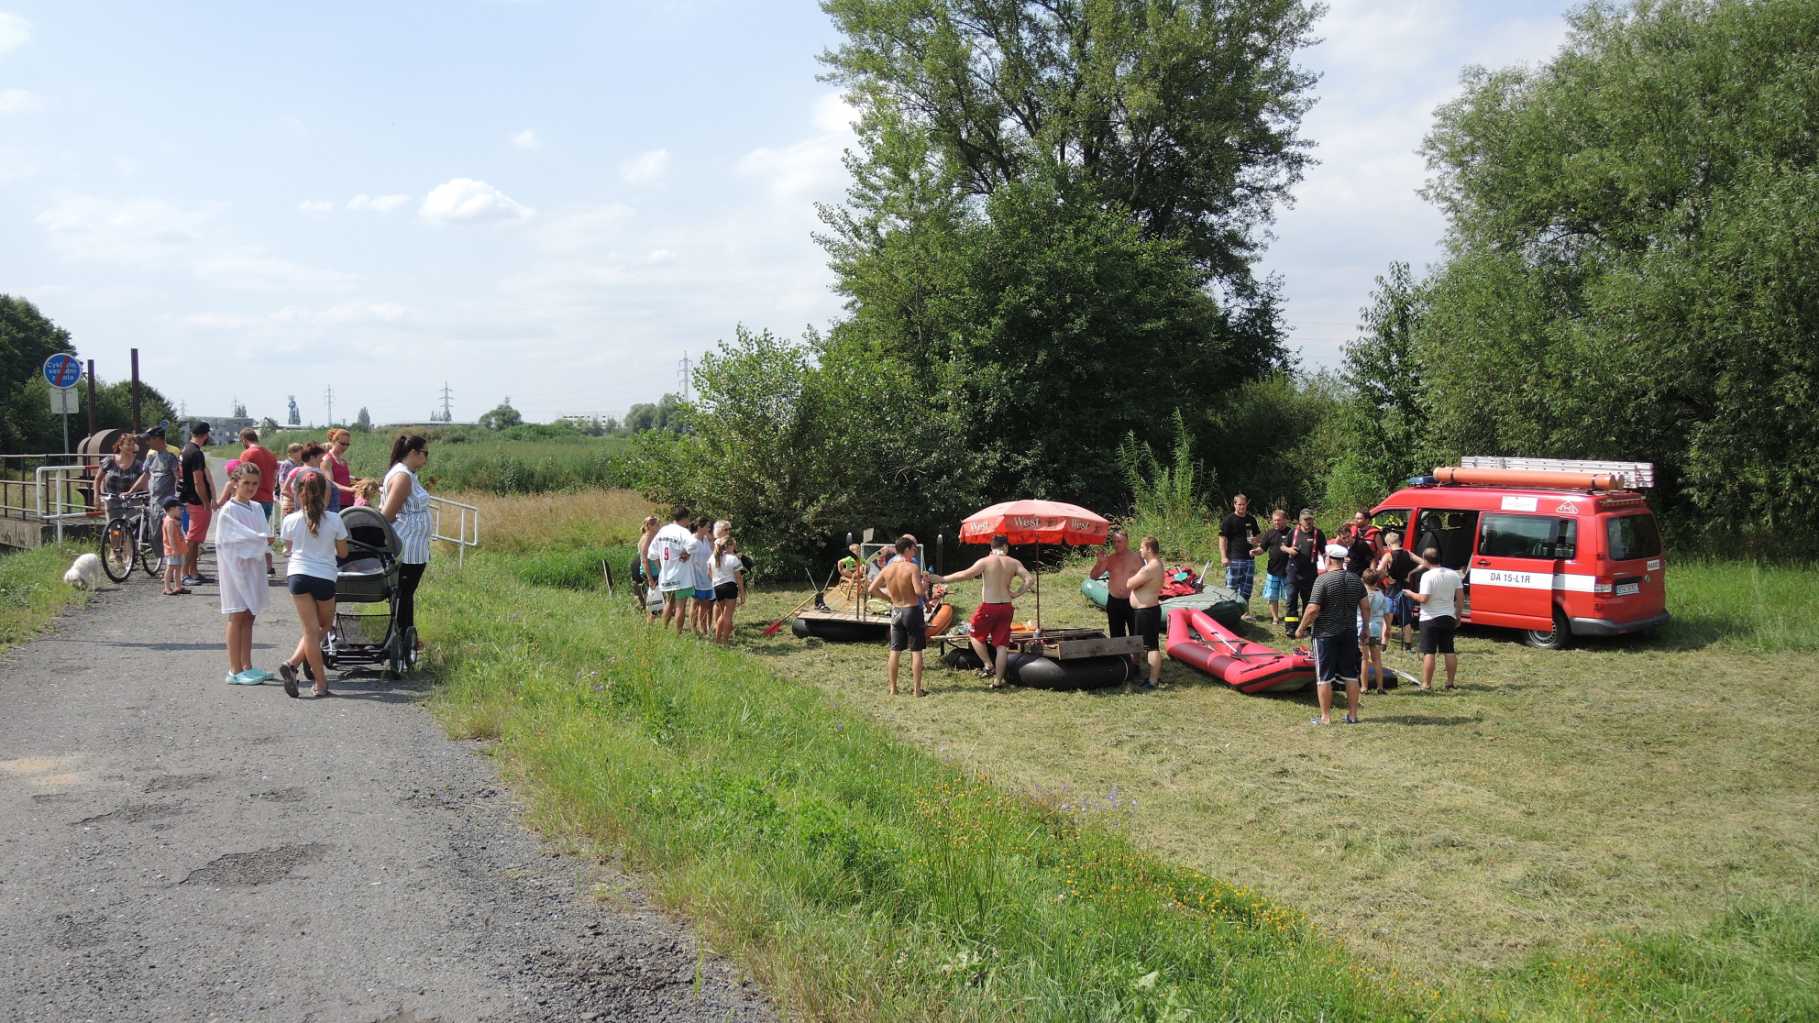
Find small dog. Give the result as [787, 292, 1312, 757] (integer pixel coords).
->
[64, 552, 104, 590]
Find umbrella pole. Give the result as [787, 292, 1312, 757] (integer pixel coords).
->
[1034, 543, 1042, 633]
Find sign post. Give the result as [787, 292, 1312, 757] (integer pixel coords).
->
[43, 353, 82, 456]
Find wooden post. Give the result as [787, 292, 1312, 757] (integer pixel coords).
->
[85, 359, 97, 440]
[130, 348, 141, 433]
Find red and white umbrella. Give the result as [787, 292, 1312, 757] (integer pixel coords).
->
[959, 500, 1110, 630]
[959, 500, 1110, 547]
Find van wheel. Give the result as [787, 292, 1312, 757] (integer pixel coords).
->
[1523, 609, 1571, 650]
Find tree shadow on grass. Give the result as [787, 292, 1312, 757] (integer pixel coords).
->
[1366, 714, 1484, 727]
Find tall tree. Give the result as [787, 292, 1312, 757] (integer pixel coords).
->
[0, 296, 76, 453]
[818, 0, 1318, 507]
[1325, 262, 1434, 508]
[1417, 0, 1819, 541]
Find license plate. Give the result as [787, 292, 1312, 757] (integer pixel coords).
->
[1615, 582, 1640, 596]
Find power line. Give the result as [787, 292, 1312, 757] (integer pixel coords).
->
[324, 385, 334, 428]
[677, 351, 692, 402]
[438, 381, 455, 423]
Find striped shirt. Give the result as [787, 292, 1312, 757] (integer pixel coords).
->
[383, 463, 432, 565]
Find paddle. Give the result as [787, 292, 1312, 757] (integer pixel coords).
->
[762, 567, 838, 638]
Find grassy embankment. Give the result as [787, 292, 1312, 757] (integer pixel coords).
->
[0, 543, 92, 653]
[420, 489, 1817, 1020]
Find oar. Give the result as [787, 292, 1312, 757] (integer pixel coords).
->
[762, 567, 837, 638]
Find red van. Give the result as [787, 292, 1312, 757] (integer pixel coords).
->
[1369, 457, 1668, 649]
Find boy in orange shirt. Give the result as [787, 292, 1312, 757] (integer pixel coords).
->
[159, 497, 189, 595]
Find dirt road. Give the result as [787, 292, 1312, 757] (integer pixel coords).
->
[0, 555, 770, 1023]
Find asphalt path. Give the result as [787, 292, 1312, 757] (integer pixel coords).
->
[0, 547, 771, 1023]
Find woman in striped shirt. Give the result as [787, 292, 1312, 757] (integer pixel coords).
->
[379, 433, 432, 647]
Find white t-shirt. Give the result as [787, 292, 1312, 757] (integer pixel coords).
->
[691, 537, 713, 590]
[281, 509, 349, 581]
[711, 552, 743, 588]
[1419, 566, 1463, 621]
[652, 522, 694, 591]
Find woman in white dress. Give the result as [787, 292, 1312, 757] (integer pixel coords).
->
[379, 433, 432, 649]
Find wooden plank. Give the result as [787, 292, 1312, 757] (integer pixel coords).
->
[1030, 634, 1145, 659]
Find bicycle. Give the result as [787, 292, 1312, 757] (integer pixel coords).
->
[100, 494, 165, 583]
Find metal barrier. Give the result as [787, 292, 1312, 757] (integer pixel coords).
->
[35, 465, 93, 543]
[429, 496, 480, 567]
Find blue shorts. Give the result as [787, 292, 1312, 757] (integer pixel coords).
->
[1262, 573, 1288, 603]
[694, 588, 715, 602]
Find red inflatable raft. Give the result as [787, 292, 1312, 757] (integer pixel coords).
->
[1165, 607, 1318, 694]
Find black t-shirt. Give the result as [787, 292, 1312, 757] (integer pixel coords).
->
[1386, 549, 1416, 586]
[178, 442, 211, 505]
[1290, 526, 1326, 571]
[1346, 535, 1374, 575]
[1260, 527, 1292, 576]
[1220, 513, 1260, 560]
[1309, 570, 1367, 639]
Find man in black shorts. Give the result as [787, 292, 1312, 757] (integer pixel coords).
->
[1089, 530, 1142, 642]
[1126, 536, 1167, 690]
[1295, 543, 1371, 725]
[1408, 546, 1463, 690]
[868, 536, 928, 697]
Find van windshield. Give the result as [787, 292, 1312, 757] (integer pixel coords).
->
[1605, 514, 1662, 562]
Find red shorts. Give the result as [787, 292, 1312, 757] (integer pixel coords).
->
[970, 602, 1014, 648]
[184, 503, 211, 545]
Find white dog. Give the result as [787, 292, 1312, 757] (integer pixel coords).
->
[64, 552, 104, 590]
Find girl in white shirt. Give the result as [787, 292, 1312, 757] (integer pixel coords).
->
[277, 472, 349, 698]
[216, 464, 273, 686]
[711, 536, 746, 644]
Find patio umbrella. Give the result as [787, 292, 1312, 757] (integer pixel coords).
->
[959, 500, 1110, 630]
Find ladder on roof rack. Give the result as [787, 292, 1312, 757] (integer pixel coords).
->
[1461, 456, 1654, 490]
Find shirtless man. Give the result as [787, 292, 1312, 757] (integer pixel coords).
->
[1089, 530, 1142, 641]
[868, 535, 929, 697]
[941, 535, 1032, 688]
[1126, 536, 1167, 690]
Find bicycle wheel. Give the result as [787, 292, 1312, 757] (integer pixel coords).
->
[139, 523, 165, 578]
[101, 518, 135, 582]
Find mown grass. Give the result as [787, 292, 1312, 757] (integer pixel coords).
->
[0, 543, 92, 652]
[417, 489, 1818, 1020]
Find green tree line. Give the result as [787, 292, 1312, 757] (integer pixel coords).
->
[1, 296, 178, 454]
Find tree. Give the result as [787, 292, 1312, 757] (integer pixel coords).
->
[1324, 262, 1434, 510]
[0, 295, 76, 453]
[819, 0, 1320, 295]
[354, 407, 373, 432]
[478, 398, 523, 431]
[1416, 0, 1819, 542]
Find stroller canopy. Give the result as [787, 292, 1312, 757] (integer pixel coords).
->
[340, 506, 402, 558]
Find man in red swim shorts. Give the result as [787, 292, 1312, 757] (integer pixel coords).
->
[941, 534, 1032, 688]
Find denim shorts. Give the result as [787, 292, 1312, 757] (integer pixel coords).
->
[694, 588, 715, 602]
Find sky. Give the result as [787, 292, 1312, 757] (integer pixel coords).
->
[0, 1, 1575, 426]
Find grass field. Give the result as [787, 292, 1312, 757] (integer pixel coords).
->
[0, 543, 92, 653]
[416, 489, 1816, 1020]
[209, 426, 628, 495]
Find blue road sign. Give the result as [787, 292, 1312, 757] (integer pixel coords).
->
[43, 353, 82, 390]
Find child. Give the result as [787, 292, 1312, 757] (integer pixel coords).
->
[277, 472, 349, 699]
[160, 497, 189, 595]
[277, 443, 302, 515]
[691, 518, 715, 637]
[350, 477, 380, 508]
[1361, 569, 1391, 695]
[216, 464, 273, 685]
[711, 536, 745, 645]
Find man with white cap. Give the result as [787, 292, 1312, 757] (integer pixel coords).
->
[1295, 542, 1372, 725]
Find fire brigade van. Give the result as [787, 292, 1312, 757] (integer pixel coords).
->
[1369, 457, 1668, 649]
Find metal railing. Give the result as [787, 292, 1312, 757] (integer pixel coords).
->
[429, 495, 480, 567]
[35, 465, 93, 543]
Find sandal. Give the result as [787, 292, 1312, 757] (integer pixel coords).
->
[1343, 715, 1360, 724]
[312, 687, 333, 698]
[279, 662, 300, 699]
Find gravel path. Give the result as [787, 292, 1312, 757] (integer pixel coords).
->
[0, 552, 772, 1023]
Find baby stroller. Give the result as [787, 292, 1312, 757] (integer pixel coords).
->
[321, 506, 416, 679]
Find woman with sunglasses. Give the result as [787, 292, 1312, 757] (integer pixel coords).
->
[379, 433, 432, 654]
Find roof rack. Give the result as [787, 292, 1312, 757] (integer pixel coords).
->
[1460, 456, 1654, 490]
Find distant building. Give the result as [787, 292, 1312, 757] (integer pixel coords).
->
[181, 416, 255, 441]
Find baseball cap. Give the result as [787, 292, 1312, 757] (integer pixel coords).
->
[142, 425, 166, 439]
[191, 421, 211, 436]
[1325, 543, 1350, 560]
[160, 496, 183, 510]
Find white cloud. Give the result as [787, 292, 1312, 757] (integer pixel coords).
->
[37, 195, 217, 264]
[347, 192, 411, 212]
[192, 246, 359, 293]
[298, 199, 337, 214]
[737, 94, 856, 203]
[0, 12, 29, 56]
[418, 177, 534, 224]
[511, 128, 540, 150]
[0, 87, 42, 114]
[645, 248, 675, 265]
[618, 148, 671, 186]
